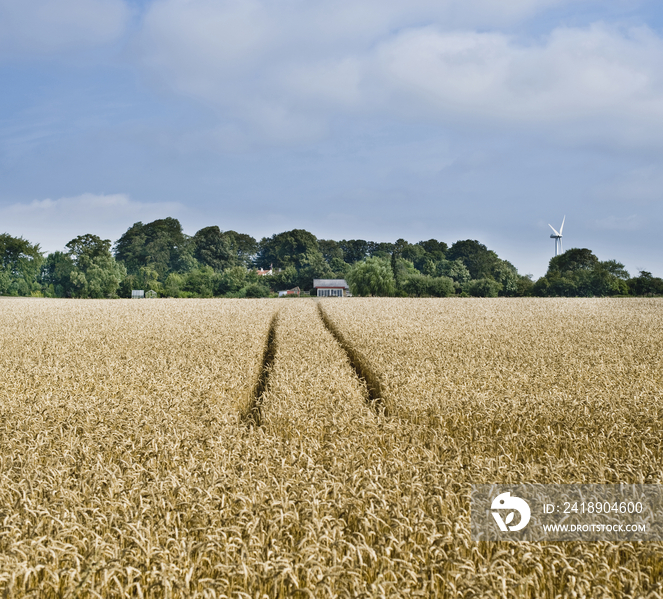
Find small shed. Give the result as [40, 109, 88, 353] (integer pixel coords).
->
[278, 287, 300, 297]
[313, 279, 350, 297]
[131, 290, 145, 299]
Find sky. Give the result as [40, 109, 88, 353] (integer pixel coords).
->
[1, 0, 663, 278]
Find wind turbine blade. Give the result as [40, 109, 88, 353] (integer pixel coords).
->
[548, 224, 560, 236]
[559, 215, 565, 235]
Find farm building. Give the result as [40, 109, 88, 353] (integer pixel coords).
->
[313, 279, 350, 297]
[278, 287, 300, 297]
[256, 265, 273, 276]
[131, 290, 157, 299]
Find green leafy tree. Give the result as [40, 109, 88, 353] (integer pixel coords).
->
[416, 239, 448, 262]
[114, 218, 193, 279]
[390, 239, 411, 284]
[193, 226, 234, 271]
[137, 266, 162, 294]
[0, 233, 43, 296]
[347, 257, 396, 297]
[367, 241, 395, 260]
[533, 272, 578, 297]
[409, 239, 448, 275]
[63, 234, 126, 298]
[183, 266, 215, 298]
[600, 260, 630, 280]
[117, 274, 137, 298]
[436, 258, 470, 284]
[533, 249, 630, 297]
[329, 257, 350, 277]
[401, 243, 426, 268]
[447, 240, 500, 280]
[257, 229, 321, 270]
[590, 264, 628, 296]
[338, 239, 370, 264]
[515, 274, 534, 297]
[466, 278, 503, 297]
[402, 274, 454, 297]
[628, 271, 663, 296]
[163, 273, 185, 297]
[318, 240, 344, 264]
[492, 260, 520, 296]
[243, 282, 270, 298]
[216, 267, 248, 296]
[401, 273, 429, 296]
[214, 266, 261, 296]
[548, 248, 599, 274]
[296, 251, 334, 291]
[191, 227, 258, 272]
[41, 252, 71, 297]
[392, 257, 418, 284]
[429, 276, 455, 297]
[420, 259, 436, 276]
[0, 269, 10, 295]
[223, 231, 258, 267]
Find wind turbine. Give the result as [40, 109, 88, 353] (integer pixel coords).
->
[549, 216, 565, 256]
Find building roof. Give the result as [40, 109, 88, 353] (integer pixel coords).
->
[313, 279, 349, 289]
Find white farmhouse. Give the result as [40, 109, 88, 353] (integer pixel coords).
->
[313, 279, 350, 297]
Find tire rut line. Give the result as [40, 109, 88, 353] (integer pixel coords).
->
[244, 309, 279, 427]
[316, 301, 389, 417]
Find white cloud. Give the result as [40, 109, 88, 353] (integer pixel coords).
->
[0, 0, 130, 57]
[376, 24, 663, 124]
[0, 193, 183, 252]
[134, 0, 663, 147]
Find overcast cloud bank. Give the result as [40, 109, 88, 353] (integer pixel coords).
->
[0, 194, 183, 253]
[1, 0, 662, 277]
[134, 1, 663, 147]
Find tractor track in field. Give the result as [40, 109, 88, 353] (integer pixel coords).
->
[246, 301, 386, 427]
[244, 309, 279, 426]
[316, 302, 389, 417]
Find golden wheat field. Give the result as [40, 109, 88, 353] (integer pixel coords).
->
[0, 297, 662, 598]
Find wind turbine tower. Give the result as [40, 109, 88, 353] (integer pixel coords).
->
[549, 216, 565, 256]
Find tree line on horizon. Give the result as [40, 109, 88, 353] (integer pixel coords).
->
[1, 217, 662, 299]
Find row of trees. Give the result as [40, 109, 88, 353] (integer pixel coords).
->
[2, 219, 661, 299]
[531, 248, 663, 297]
